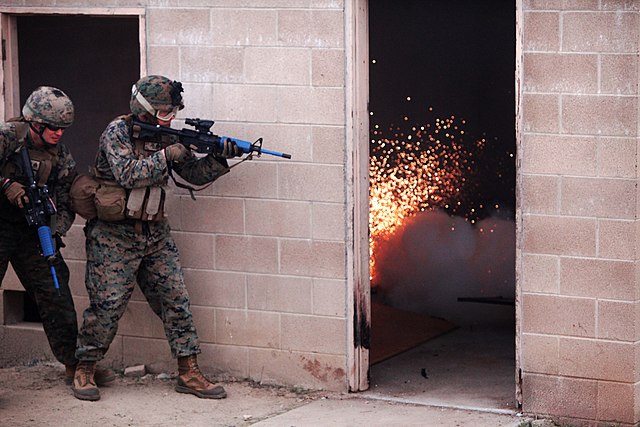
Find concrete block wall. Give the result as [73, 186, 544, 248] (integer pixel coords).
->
[520, 1, 639, 425]
[0, 0, 349, 392]
[133, 0, 349, 391]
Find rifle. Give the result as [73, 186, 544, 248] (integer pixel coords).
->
[132, 117, 292, 159]
[18, 147, 61, 295]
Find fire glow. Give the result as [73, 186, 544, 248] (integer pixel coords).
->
[369, 111, 486, 284]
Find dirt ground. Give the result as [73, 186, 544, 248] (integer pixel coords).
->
[0, 362, 333, 427]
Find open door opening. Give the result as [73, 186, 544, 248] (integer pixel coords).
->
[5, 13, 140, 173]
[365, 0, 517, 412]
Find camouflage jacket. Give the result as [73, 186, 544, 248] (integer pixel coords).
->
[95, 117, 230, 188]
[0, 121, 77, 234]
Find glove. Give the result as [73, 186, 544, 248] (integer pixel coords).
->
[220, 139, 243, 158]
[4, 180, 27, 208]
[164, 143, 189, 163]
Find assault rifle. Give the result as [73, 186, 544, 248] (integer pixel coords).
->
[132, 117, 292, 159]
[18, 147, 60, 295]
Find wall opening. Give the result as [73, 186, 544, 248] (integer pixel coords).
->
[365, 0, 517, 411]
[13, 14, 140, 173]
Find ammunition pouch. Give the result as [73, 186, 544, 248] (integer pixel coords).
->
[70, 174, 166, 222]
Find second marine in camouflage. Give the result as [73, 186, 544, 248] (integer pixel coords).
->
[72, 75, 242, 401]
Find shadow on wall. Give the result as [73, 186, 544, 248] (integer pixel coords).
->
[373, 210, 515, 326]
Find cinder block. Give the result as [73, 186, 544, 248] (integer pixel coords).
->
[245, 199, 311, 238]
[122, 336, 173, 373]
[184, 269, 246, 308]
[212, 161, 278, 199]
[522, 134, 596, 176]
[562, 12, 639, 53]
[278, 10, 344, 48]
[597, 219, 635, 260]
[521, 253, 559, 293]
[312, 202, 345, 241]
[215, 235, 278, 274]
[522, 333, 559, 375]
[522, 94, 560, 133]
[597, 137, 636, 178]
[180, 196, 244, 234]
[524, 53, 597, 93]
[181, 46, 244, 83]
[172, 231, 214, 269]
[212, 84, 278, 122]
[597, 300, 636, 342]
[147, 9, 213, 46]
[521, 175, 559, 215]
[597, 381, 634, 424]
[209, 9, 277, 46]
[312, 278, 346, 317]
[280, 239, 346, 279]
[215, 308, 279, 347]
[312, 125, 345, 165]
[245, 47, 311, 85]
[247, 347, 346, 391]
[523, 12, 560, 52]
[522, 373, 597, 420]
[560, 257, 635, 300]
[522, 215, 596, 257]
[247, 274, 312, 313]
[522, 294, 595, 337]
[562, 95, 637, 137]
[600, 54, 638, 95]
[277, 86, 344, 125]
[312, 49, 345, 87]
[148, 46, 180, 79]
[278, 163, 344, 203]
[560, 177, 635, 219]
[558, 337, 634, 382]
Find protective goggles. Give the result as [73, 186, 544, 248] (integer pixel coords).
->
[155, 107, 179, 121]
[44, 124, 64, 132]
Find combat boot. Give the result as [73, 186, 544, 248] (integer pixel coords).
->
[65, 364, 115, 386]
[72, 361, 100, 401]
[175, 355, 227, 399]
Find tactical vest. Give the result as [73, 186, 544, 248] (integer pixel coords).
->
[121, 115, 172, 222]
[0, 122, 60, 224]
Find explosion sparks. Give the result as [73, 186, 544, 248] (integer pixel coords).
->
[369, 109, 488, 284]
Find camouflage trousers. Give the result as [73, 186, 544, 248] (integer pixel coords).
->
[76, 219, 200, 361]
[0, 220, 77, 366]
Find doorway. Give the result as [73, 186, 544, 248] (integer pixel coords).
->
[2, 12, 141, 173]
[364, 0, 517, 412]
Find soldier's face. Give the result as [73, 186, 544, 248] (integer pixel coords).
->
[41, 124, 65, 145]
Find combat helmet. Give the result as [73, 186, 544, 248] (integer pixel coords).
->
[22, 86, 74, 128]
[130, 75, 184, 119]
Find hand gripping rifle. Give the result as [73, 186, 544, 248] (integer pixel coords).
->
[18, 147, 61, 295]
[132, 117, 292, 159]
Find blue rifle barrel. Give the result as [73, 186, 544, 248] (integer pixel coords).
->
[37, 225, 60, 291]
[218, 136, 292, 159]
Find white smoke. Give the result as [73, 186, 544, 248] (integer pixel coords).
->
[373, 210, 515, 326]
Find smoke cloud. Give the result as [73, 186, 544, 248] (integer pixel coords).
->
[372, 210, 515, 326]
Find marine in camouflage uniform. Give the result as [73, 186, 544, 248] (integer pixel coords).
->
[74, 75, 242, 402]
[0, 87, 115, 389]
[0, 87, 77, 368]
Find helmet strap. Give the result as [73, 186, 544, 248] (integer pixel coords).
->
[29, 123, 56, 148]
[131, 84, 157, 116]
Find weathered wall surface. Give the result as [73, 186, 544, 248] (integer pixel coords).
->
[519, 1, 639, 425]
[0, 0, 350, 392]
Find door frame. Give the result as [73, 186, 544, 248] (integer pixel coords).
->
[0, 6, 146, 120]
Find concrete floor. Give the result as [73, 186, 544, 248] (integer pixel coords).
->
[363, 322, 518, 415]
